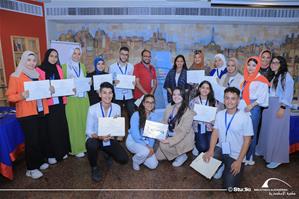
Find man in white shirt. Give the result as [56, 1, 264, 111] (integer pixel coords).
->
[85, 82, 128, 182]
[203, 87, 253, 190]
[109, 46, 135, 119]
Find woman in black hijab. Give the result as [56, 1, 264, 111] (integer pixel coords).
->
[37, 49, 70, 164]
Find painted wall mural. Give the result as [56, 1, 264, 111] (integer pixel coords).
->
[54, 23, 299, 107]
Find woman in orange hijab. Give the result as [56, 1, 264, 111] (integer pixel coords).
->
[240, 56, 270, 166]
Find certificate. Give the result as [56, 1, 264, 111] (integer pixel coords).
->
[93, 74, 113, 91]
[187, 70, 205, 83]
[193, 104, 217, 122]
[98, 117, 125, 137]
[213, 84, 225, 104]
[143, 120, 168, 140]
[50, 79, 75, 97]
[134, 95, 144, 107]
[24, 80, 51, 101]
[115, 74, 135, 89]
[190, 152, 222, 179]
[74, 77, 91, 93]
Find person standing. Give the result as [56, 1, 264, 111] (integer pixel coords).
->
[259, 50, 272, 81]
[210, 54, 227, 80]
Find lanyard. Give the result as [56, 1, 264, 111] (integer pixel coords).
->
[216, 69, 222, 79]
[199, 96, 208, 106]
[117, 63, 128, 75]
[142, 62, 153, 79]
[169, 106, 177, 121]
[240, 81, 247, 99]
[225, 110, 237, 141]
[100, 103, 112, 117]
[50, 74, 55, 80]
[227, 78, 234, 87]
[72, 64, 81, 78]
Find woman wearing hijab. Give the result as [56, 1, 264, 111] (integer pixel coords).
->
[86, 56, 108, 106]
[256, 56, 294, 169]
[6, 51, 50, 179]
[36, 49, 71, 164]
[219, 57, 244, 90]
[62, 47, 90, 158]
[259, 50, 272, 81]
[240, 56, 270, 166]
[210, 53, 227, 80]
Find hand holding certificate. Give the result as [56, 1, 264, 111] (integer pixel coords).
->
[74, 77, 91, 93]
[143, 120, 168, 140]
[98, 117, 125, 137]
[50, 79, 75, 97]
[24, 80, 51, 101]
[193, 104, 217, 122]
[187, 70, 205, 84]
[115, 74, 135, 89]
[190, 152, 222, 179]
[93, 74, 113, 91]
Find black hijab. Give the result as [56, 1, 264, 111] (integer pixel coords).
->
[39, 49, 61, 80]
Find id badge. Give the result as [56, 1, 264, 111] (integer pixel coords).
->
[168, 131, 175, 137]
[122, 89, 128, 94]
[151, 79, 154, 88]
[52, 97, 59, 105]
[222, 142, 231, 154]
[103, 140, 111, 147]
[200, 123, 206, 134]
[37, 99, 44, 112]
[78, 92, 84, 98]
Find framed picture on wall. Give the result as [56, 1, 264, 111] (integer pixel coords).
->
[11, 36, 41, 68]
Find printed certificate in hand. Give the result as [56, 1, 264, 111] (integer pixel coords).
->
[187, 70, 205, 83]
[143, 120, 168, 140]
[190, 152, 222, 179]
[74, 77, 91, 93]
[115, 74, 135, 89]
[50, 79, 75, 97]
[93, 74, 113, 91]
[98, 117, 125, 137]
[24, 80, 51, 101]
[193, 104, 217, 122]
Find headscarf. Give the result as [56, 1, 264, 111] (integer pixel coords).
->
[259, 49, 272, 69]
[11, 50, 39, 79]
[39, 49, 60, 80]
[66, 47, 83, 79]
[93, 56, 105, 75]
[214, 53, 227, 69]
[190, 50, 204, 70]
[241, 56, 270, 105]
[222, 57, 239, 87]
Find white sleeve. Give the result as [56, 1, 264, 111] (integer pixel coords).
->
[213, 112, 221, 130]
[242, 114, 254, 136]
[256, 82, 269, 107]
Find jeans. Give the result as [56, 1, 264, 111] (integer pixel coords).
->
[195, 130, 212, 153]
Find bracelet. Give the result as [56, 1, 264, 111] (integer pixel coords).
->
[280, 105, 286, 109]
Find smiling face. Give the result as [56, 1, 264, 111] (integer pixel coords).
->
[48, 50, 58, 65]
[119, 49, 129, 63]
[142, 51, 151, 65]
[194, 54, 202, 65]
[224, 91, 239, 111]
[72, 48, 81, 62]
[261, 51, 271, 68]
[96, 60, 105, 72]
[227, 60, 237, 74]
[175, 57, 184, 71]
[270, 58, 280, 73]
[172, 89, 183, 104]
[25, 54, 37, 70]
[99, 87, 113, 105]
[247, 60, 257, 75]
[215, 57, 224, 68]
[199, 83, 210, 98]
[143, 96, 155, 113]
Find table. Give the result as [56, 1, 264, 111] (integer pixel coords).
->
[290, 112, 299, 154]
[0, 107, 24, 180]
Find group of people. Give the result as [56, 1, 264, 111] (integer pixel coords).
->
[6, 46, 294, 190]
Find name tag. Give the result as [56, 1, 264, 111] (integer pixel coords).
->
[102, 140, 111, 147]
[122, 89, 128, 94]
[222, 142, 231, 154]
[78, 92, 84, 98]
[151, 79, 154, 88]
[168, 131, 175, 137]
[52, 97, 59, 105]
[37, 99, 43, 112]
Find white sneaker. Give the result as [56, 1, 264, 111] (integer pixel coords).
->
[172, 153, 188, 167]
[75, 152, 85, 158]
[132, 161, 140, 171]
[192, 147, 199, 156]
[213, 164, 225, 179]
[48, 158, 57, 165]
[63, 154, 68, 160]
[245, 155, 255, 166]
[26, 169, 43, 179]
[39, 163, 49, 170]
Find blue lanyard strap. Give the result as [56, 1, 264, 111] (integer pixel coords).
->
[224, 110, 237, 141]
[199, 96, 208, 106]
[228, 78, 234, 87]
[117, 63, 128, 75]
[240, 81, 247, 99]
[72, 64, 81, 78]
[100, 103, 112, 117]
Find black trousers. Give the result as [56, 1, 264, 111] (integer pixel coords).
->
[18, 115, 48, 170]
[85, 138, 129, 168]
[214, 146, 244, 189]
[114, 98, 135, 119]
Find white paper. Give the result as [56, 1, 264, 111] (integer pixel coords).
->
[193, 104, 217, 122]
[134, 95, 144, 107]
[98, 117, 125, 137]
[143, 120, 168, 140]
[24, 80, 51, 101]
[190, 152, 222, 179]
[115, 74, 135, 89]
[50, 79, 75, 97]
[74, 77, 91, 93]
[187, 70, 205, 83]
[93, 74, 113, 91]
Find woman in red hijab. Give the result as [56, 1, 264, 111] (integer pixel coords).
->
[240, 56, 270, 166]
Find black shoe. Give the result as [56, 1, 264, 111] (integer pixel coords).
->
[103, 153, 113, 168]
[91, 167, 102, 182]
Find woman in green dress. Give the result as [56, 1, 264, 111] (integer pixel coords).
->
[62, 47, 90, 157]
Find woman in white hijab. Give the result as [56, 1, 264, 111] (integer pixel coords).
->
[6, 51, 50, 179]
[210, 53, 227, 80]
[62, 47, 90, 158]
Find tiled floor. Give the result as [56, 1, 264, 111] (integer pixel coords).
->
[0, 149, 298, 199]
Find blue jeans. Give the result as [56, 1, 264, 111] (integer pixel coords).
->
[195, 125, 212, 153]
[246, 105, 261, 161]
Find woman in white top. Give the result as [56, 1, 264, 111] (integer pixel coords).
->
[219, 57, 244, 91]
[240, 56, 270, 166]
